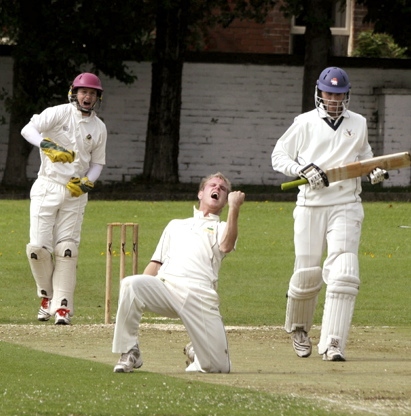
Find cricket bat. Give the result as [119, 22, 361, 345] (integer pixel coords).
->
[281, 152, 411, 191]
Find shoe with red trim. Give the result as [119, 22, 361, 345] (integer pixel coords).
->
[37, 297, 51, 321]
[55, 308, 71, 325]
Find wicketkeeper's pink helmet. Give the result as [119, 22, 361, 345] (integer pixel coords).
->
[68, 72, 103, 112]
[71, 73, 103, 92]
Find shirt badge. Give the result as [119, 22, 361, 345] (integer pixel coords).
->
[343, 129, 355, 139]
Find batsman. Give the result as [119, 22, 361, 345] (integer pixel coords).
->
[21, 73, 107, 325]
[271, 67, 388, 361]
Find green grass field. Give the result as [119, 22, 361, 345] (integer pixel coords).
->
[0, 199, 410, 415]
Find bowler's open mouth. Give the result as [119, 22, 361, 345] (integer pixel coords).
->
[211, 192, 219, 200]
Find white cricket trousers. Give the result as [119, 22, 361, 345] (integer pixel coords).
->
[293, 202, 364, 282]
[29, 177, 88, 250]
[112, 274, 230, 373]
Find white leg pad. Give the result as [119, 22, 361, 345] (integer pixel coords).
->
[318, 253, 360, 354]
[51, 241, 78, 316]
[26, 244, 54, 298]
[285, 267, 323, 333]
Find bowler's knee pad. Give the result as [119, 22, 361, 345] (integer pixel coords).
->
[285, 267, 323, 333]
[328, 253, 360, 296]
[54, 241, 78, 260]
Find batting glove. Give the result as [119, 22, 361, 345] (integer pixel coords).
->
[40, 138, 75, 163]
[299, 163, 329, 190]
[66, 177, 94, 197]
[368, 167, 389, 185]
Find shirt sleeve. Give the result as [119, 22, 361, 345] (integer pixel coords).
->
[271, 118, 304, 177]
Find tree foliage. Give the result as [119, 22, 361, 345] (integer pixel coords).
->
[352, 31, 408, 59]
[0, 0, 154, 187]
[356, 0, 411, 57]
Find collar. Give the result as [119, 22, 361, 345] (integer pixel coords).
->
[193, 206, 220, 221]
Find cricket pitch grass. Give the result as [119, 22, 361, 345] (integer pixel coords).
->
[1, 200, 411, 415]
[1, 322, 410, 415]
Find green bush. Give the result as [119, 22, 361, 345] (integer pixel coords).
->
[352, 30, 408, 58]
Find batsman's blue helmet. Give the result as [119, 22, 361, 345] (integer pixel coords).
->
[316, 67, 351, 93]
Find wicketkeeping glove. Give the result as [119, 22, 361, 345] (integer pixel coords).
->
[299, 163, 329, 190]
[368, 167, 389, 185]
[66, 177, 94, 197]
[40, 138, 75, 163]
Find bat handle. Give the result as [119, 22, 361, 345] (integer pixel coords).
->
[281, 178, 308, 190]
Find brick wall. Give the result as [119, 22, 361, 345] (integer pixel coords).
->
[1, 56, 411, 186]
[204, 2, 373, 55]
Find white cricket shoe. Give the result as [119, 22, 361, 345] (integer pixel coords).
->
[37, 297, 51, 321]
[54, 308, 71, 325]
[114, 345, 143, 373]
[292, 327, 312, 358]
[323, 338, 346, 361]
[183, 342, 195, 367]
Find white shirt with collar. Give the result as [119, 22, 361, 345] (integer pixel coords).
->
[272, 108, 373, 206]
[151, 207, 228, 287]
[28, 103, 107, 185]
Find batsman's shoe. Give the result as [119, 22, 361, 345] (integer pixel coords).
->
[183, 342, 195, 367]
[323, 338, 346, 362]
[37, 297, 51, 321]
[114, 345, 143, 373]
[55, 308, 71, 325]
[292, 327, 312, 358]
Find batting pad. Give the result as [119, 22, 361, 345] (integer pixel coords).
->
[51, 241, 78, 316]
[285, 267, 323, 333]
[26, 244, 54, 298]
[318, 253, 360, 354]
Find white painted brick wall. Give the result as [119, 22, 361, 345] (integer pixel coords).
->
[1, 57, 410, 186]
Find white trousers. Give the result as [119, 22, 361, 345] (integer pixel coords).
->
[293, 202, 364, 282]
[112, 274, 230, 373]
[28, 177, 87, 315]
[29, 176, 88, 251]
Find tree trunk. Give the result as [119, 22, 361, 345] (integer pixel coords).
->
[143, 2, 189, 183]
[301, 0, 332, 112]
[1, 0, 45, 189]
[1, 58, 34, 188]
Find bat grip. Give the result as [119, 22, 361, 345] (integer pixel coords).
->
[281, 177, 308, 191]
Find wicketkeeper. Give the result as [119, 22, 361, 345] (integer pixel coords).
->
[21, 72, 107, 325]
[271, 67, 388, 361]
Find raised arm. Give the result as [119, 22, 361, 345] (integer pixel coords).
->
[219, 191, 245, 254]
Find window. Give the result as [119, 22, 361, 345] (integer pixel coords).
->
[290, 0, 353, 56]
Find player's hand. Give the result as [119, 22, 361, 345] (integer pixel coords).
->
[368, 167, 389, 185]
[299, 163, 329, 190]
[66, 177, 94, 197]
[228, 191, 245, 209]
[40, 138, 75, 163]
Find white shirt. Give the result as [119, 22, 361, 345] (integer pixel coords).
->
[272, 108, 373, 206]
[28, 104, 107, 185]
[151, 207, 228, 286]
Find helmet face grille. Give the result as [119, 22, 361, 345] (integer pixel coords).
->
[315, 86, 350, 118]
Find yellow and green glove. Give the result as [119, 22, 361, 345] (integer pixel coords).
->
[66, 177, 94, 197]
[40, 138, 75, 163]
